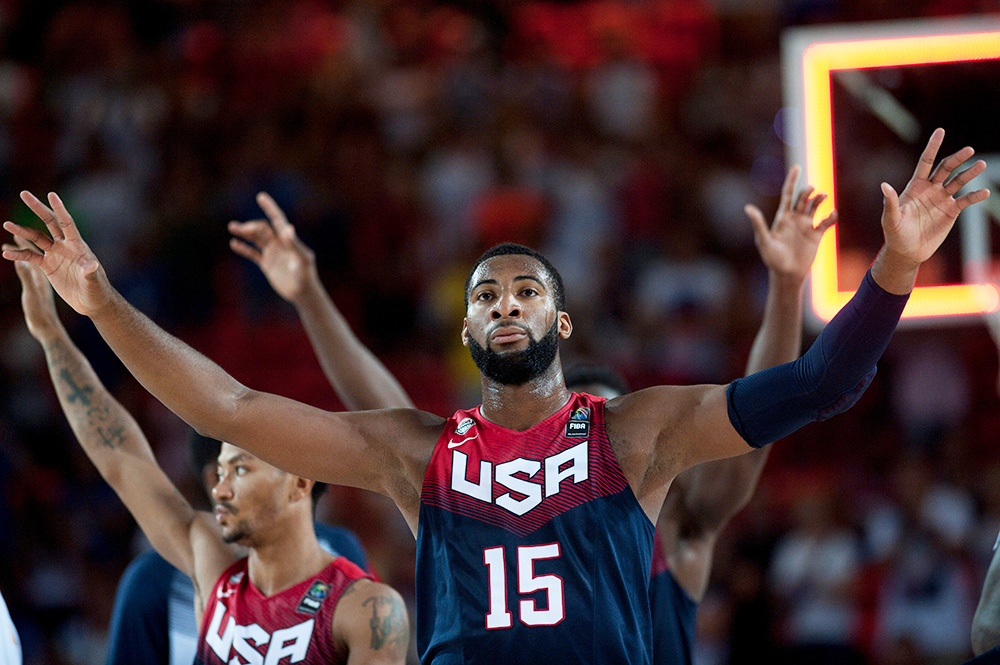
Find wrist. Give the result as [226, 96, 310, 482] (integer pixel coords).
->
[290, 269, 324, 309]
[767, 269, 807, 296]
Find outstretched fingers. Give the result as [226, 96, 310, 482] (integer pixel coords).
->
[944, 159, 987, 196]
[228, 220, 274, 248]
[913, 128, 945, 181]
[229, 237, 263, 265]
[19, 191, 63, 242]
[954, 187, 991, 212]
[744, 204, 769, 242]
[47, 192, 81, 240]
[805, 192, 827, 217]
[815, 209, 838, 234]
[929, 145, 976, 185]
[256, 192, 295, 241]
[3, 221, 52, 253]
[778, 166, 800, 213]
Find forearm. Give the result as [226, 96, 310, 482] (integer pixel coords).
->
[727, 268, 908, 448]
[294, 273, 414, 410]
[673, 272, 803, 530]
[39, 326, 198, 573]
[745, 272, 804, 375]
[90, 289, 250, 442]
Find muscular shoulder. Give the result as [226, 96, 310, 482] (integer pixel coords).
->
[332, 579, 409, 665]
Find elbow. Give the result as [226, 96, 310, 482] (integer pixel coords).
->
[193, 384, 255, 442]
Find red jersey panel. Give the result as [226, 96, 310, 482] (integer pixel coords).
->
[421, 393, 631, 537]
[195, 556, 371, 665]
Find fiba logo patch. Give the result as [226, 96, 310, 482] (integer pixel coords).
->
[456, 418, 476, 436]
[297, 580, 331, 615]
[565, 407, 590, 437]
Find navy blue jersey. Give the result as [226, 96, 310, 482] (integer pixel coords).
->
[649, 533, 697, 665]
[417, 393, 655, 664]
[106, 523, 369, 665]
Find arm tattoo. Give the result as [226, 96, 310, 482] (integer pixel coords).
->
[362, 594, 408, 653]
[46, 338, 128, 450]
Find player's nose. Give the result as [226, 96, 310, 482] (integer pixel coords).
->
[491, 292, 521, 320]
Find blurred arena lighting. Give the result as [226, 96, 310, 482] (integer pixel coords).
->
[782, 17, 1000, 328]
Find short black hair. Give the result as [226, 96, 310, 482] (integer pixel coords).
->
[189, 431, 327, 506]
[564, 364, 630, 396]
[464, 243, 566, 312]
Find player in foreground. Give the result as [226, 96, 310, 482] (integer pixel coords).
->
[10, 254, 408, 665]
[104, 431, 372, 665]
[3, 129, 988, 664]
[228, 164, 829, 665]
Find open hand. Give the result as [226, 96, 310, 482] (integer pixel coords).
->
[881, 128, 989, 267]
[2, 191, 112, 317]
[745, 165, 837, 282]
[228, 193, 316, 304]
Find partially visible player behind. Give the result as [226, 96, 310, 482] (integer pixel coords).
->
[10, 250, 408, 665]
[0, 588, 21, 665]
[564, 165, 826, 664]
[231, 166, 829, 665]
[104, 431, 372, 665]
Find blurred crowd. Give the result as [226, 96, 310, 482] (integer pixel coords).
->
[0, 0, 998, 663]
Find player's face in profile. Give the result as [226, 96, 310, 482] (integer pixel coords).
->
[463, 254, 567, 385]
[211, 443, 292, 547]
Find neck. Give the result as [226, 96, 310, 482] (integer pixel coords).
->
[479, 357, 572, 431]
[245, 513, 332, 597]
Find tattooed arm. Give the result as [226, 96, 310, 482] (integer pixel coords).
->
[333, 579, 410, 665]
[12, 255, 234, 614]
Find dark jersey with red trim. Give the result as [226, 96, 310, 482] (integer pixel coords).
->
[416, 393, 656, 664]
[649, 529, 697, 665]
[195, 556, 371, 665]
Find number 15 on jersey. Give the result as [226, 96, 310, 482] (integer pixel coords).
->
[483, 543, 565, 629]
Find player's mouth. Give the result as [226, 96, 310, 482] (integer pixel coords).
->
[214, 503, 237, 523]
[490, 325, 529, 345]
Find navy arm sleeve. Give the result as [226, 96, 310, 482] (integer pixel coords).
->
[106, 550, 173, 665]
[727, 269, 909, 448]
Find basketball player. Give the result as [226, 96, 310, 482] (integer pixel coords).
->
[104, 432, 372, 665]
[0, 589, 21, 665]
[229, 165, 827, 665]
[4, 129, 988, 664]
[10, 256, 408, 664]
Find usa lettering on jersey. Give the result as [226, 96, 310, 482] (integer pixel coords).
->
[450, 441, 589, 516]
[204, 600, 314, 665]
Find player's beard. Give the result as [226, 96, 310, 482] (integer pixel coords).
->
[468, 320, 559, 385]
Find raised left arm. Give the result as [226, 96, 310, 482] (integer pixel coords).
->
[659, 167, 831, 600]
[612, 130, 989, 523]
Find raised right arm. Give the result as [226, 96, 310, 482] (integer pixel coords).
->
[228, 193, 414, 411]
[10, 254, 233, 602]
[2, 193, 441, 506]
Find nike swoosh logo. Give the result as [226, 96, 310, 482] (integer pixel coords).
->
[448, 434, 478, 449]
[217, 588, 233, 599]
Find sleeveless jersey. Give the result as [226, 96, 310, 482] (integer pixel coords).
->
[196, 556, 371, 665]
[417, 393, 656, 664]
[649, 530, 697, 665]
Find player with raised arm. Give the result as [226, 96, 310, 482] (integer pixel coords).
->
[3, 129, 988, 664]
[9, 252, 408, 665]
[230, 167, 830, 665]
[104, 431, 373, 665]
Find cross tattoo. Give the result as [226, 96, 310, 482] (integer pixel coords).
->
[59, 369, 93, 407]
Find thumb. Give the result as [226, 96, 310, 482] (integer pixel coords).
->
[880, 183, 900, 223]
[744, 204, 769, 241]
[81, 259, 100, 278]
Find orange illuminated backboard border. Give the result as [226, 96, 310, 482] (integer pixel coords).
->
[797, 28, 1000, 321]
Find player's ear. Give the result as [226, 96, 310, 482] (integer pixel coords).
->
[558, 311, 572, 340]
[461, 318, 470, 347]
[290, 476, 312, 503]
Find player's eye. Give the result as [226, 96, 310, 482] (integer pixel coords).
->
[520, 288, 537, 297]
[476, 291, 494, 301]
[235, 466, 247, 476]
